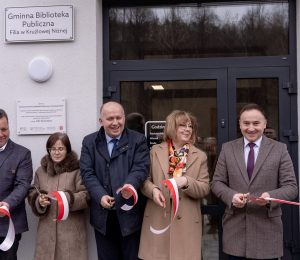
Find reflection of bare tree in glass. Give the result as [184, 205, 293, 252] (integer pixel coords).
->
[109, 3, 289, 60]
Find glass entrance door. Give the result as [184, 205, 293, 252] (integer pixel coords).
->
[107, 68, 227, 260]
[105, 66, 298, 260]
[228, 67, 299, 260]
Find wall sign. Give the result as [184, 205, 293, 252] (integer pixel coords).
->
[17, 98, 66, 135]
[145, 121, 166, 150]
[5, 5, 74, 43]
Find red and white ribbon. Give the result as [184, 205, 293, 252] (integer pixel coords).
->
[116, 186, 138, 211]
[0, 206, 15, 251]
[47, 191, 69, 221]
[150, 178, 179, 234]
[250, 197, 300, 206]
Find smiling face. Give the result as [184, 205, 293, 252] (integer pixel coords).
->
[0, 117, 10, 148]
[174, 121, 193, 147]
[239, 109, 267, 142]
[50, 139, 67, 163]
[99, 102, 125, 138]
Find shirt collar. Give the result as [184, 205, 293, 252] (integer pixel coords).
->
[244, 135, 263, 148]
[0, 142, 8, 152]
[105, 132, 122, 144]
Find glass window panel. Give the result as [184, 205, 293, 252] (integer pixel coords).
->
[121, 80, 217, 205]
[202, 214, 219, 260]
[236, 78, 279, 140]
[110, 2, 289, 60]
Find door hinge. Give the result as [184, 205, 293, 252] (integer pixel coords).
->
[283, 82, 297, 94]
[283, 130, 298, 142]
[103, 86, 116, 98]
[285, 241, 300, 253]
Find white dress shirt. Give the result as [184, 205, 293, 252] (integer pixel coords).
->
[0, 142, 7, 152]
[244, 136, 263, 168]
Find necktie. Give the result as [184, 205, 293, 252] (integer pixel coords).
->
[110, 139, 118, 157]
[247, 143, 255, 179]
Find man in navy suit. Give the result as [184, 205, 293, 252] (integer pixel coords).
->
[0, 109, 33, 260]
[80, 102, 150, 260]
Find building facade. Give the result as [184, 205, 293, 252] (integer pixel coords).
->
[0, 0, 299, 259]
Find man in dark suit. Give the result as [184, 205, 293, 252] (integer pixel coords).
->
[211, 104, 298, 260]
[0, 109, 33, 259]
[80, 102, 150, 260]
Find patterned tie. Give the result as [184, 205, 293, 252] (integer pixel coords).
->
[110, 139, 118, 157]
[247, 143, 255, 179]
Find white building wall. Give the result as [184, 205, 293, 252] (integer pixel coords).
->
[0, 0, 102, 259]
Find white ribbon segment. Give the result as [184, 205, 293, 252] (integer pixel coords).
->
[116, 186, 138, 211]
[0, 206, 15, 251]
[150, 178, 179, 234]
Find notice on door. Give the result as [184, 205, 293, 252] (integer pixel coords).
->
[145, 121, 166, 150]
[17, 98, 66, 135]
[5, 5, 74, 43]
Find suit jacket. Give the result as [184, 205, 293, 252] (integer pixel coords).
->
[80, 127, 150, 236]
[211, 136, 298, 259]
[0, 139, 33, 236]
[138, 142, 210, 260]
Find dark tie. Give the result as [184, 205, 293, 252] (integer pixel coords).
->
[247, 143, 255, 179]
[110, 139, 118, 157]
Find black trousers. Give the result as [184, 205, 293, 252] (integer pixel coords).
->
[229, 255, 277, 260]
[95, 210, 141, 260]
[0, 234, 22, 260]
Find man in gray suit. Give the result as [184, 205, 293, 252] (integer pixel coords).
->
[211, 103, 298, 260]
[0, 109, 33, 259]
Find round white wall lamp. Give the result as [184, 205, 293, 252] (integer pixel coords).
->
[28, 57, 52, 82]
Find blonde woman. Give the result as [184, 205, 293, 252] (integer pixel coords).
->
[139, 110, 210, 260]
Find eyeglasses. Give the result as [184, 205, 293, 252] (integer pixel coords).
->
[48, 147, 66, 153]
[179, 123, 194, 131]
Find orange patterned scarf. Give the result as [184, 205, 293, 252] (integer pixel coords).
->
[168, 139, 190, 177]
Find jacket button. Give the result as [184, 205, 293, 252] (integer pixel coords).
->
[104, 185, 107, 188]
[177, 215, 181, 219]
[107, 163, 109, 167]
[247, 211, 251, 214]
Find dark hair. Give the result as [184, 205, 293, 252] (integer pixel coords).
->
[0, 109, 9, 124]
[265, 126, 276, 130]
[46, 133, 72, 155]
[239, 103, 266, 119]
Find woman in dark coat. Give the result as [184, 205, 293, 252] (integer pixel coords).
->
[28, 133, 90, 260]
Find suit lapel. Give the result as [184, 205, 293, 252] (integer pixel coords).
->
[0, 139, 13, 168]
[233, 137, 250, 185]
[156, 143, 169, 180]
[95, 128, 110, 162]
[249, 136, 273, 185]
[186, 145, 198, 170]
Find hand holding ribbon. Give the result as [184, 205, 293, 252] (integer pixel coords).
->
[0, 202, 9, 217]
[250, 197, 300, 206]
[116, 186, 138, 211]
[150, 178, 179, 234]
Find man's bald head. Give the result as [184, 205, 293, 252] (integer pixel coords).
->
[100, 102, 125, 117]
